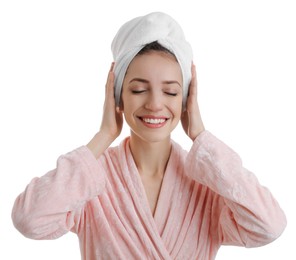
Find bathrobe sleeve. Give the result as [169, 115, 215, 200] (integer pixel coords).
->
[12, 146, 106, 240]
[185, 131, 287, 247]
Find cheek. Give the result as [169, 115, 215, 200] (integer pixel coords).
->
[171, 98, 183, 115]
[121, 95, 139, 116]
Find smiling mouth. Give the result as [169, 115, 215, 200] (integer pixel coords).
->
[138, 116, 169, 125]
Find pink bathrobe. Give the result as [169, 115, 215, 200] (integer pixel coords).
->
[12, 131, 286, 259]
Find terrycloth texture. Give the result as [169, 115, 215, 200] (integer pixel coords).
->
[111, 12, 193, 107]
[12, 131, 286, 260]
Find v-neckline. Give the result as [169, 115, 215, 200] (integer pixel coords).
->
[120, 138, 181, 259]
[125, 139, 174, 222]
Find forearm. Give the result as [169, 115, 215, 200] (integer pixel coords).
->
[87, 131, 115, 159]
[12, 146, 105, 239]
[186, 131, 287, 246]
[216, 169, 286, 247]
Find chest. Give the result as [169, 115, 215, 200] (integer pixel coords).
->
[80, 173, 217, 260]
[140, 174, 164, 216]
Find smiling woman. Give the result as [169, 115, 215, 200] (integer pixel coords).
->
[11, 12, 287, 260]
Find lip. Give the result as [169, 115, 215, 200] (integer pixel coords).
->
[137, 115, 169, 128]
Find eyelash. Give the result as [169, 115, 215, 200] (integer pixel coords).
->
[131, 90, 178, 96]
[131, 90, 146, 94]
[165, 92, 177, 97]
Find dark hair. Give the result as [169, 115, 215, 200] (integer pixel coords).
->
[137, 41, 176, 59]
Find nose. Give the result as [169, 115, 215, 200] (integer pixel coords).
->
[144, 91, 163, 111]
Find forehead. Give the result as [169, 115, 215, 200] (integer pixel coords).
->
[125, 51, 182, 80]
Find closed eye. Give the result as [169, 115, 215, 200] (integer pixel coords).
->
[165, 92, 178, 96]
[131, 90, 146, 94]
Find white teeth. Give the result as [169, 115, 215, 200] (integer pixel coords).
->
[142, 118, 166, 124]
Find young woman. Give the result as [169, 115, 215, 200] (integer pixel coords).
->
[12, 12, 286, 260]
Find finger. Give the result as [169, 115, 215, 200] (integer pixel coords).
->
[110, 61, 115, 72]
[107, 62, 115, 84]
[189, 63, 197, 98]
[105, 62, 115, 97]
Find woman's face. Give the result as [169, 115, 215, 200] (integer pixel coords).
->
[121, 51, 183, 143]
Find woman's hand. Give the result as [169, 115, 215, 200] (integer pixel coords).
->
[87, 63, 123, 158]
[99, 62, 123, 140]
[181, 63, 205, 141]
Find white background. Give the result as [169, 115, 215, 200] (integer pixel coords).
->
[1, 0, 295, 259]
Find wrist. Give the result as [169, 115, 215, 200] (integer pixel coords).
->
[87, 131, 115, 159]
[190, 124, 205, 142]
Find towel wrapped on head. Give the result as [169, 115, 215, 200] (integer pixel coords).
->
[111, 12, 193, 108]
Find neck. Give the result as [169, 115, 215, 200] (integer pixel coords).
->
[129, 133, 172, 177]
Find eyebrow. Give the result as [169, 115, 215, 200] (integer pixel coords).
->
[129, 78, 181, 87]
[129, 78, 149, 84]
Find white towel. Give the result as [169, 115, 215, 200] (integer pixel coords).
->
[111, 12, 193, 108]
